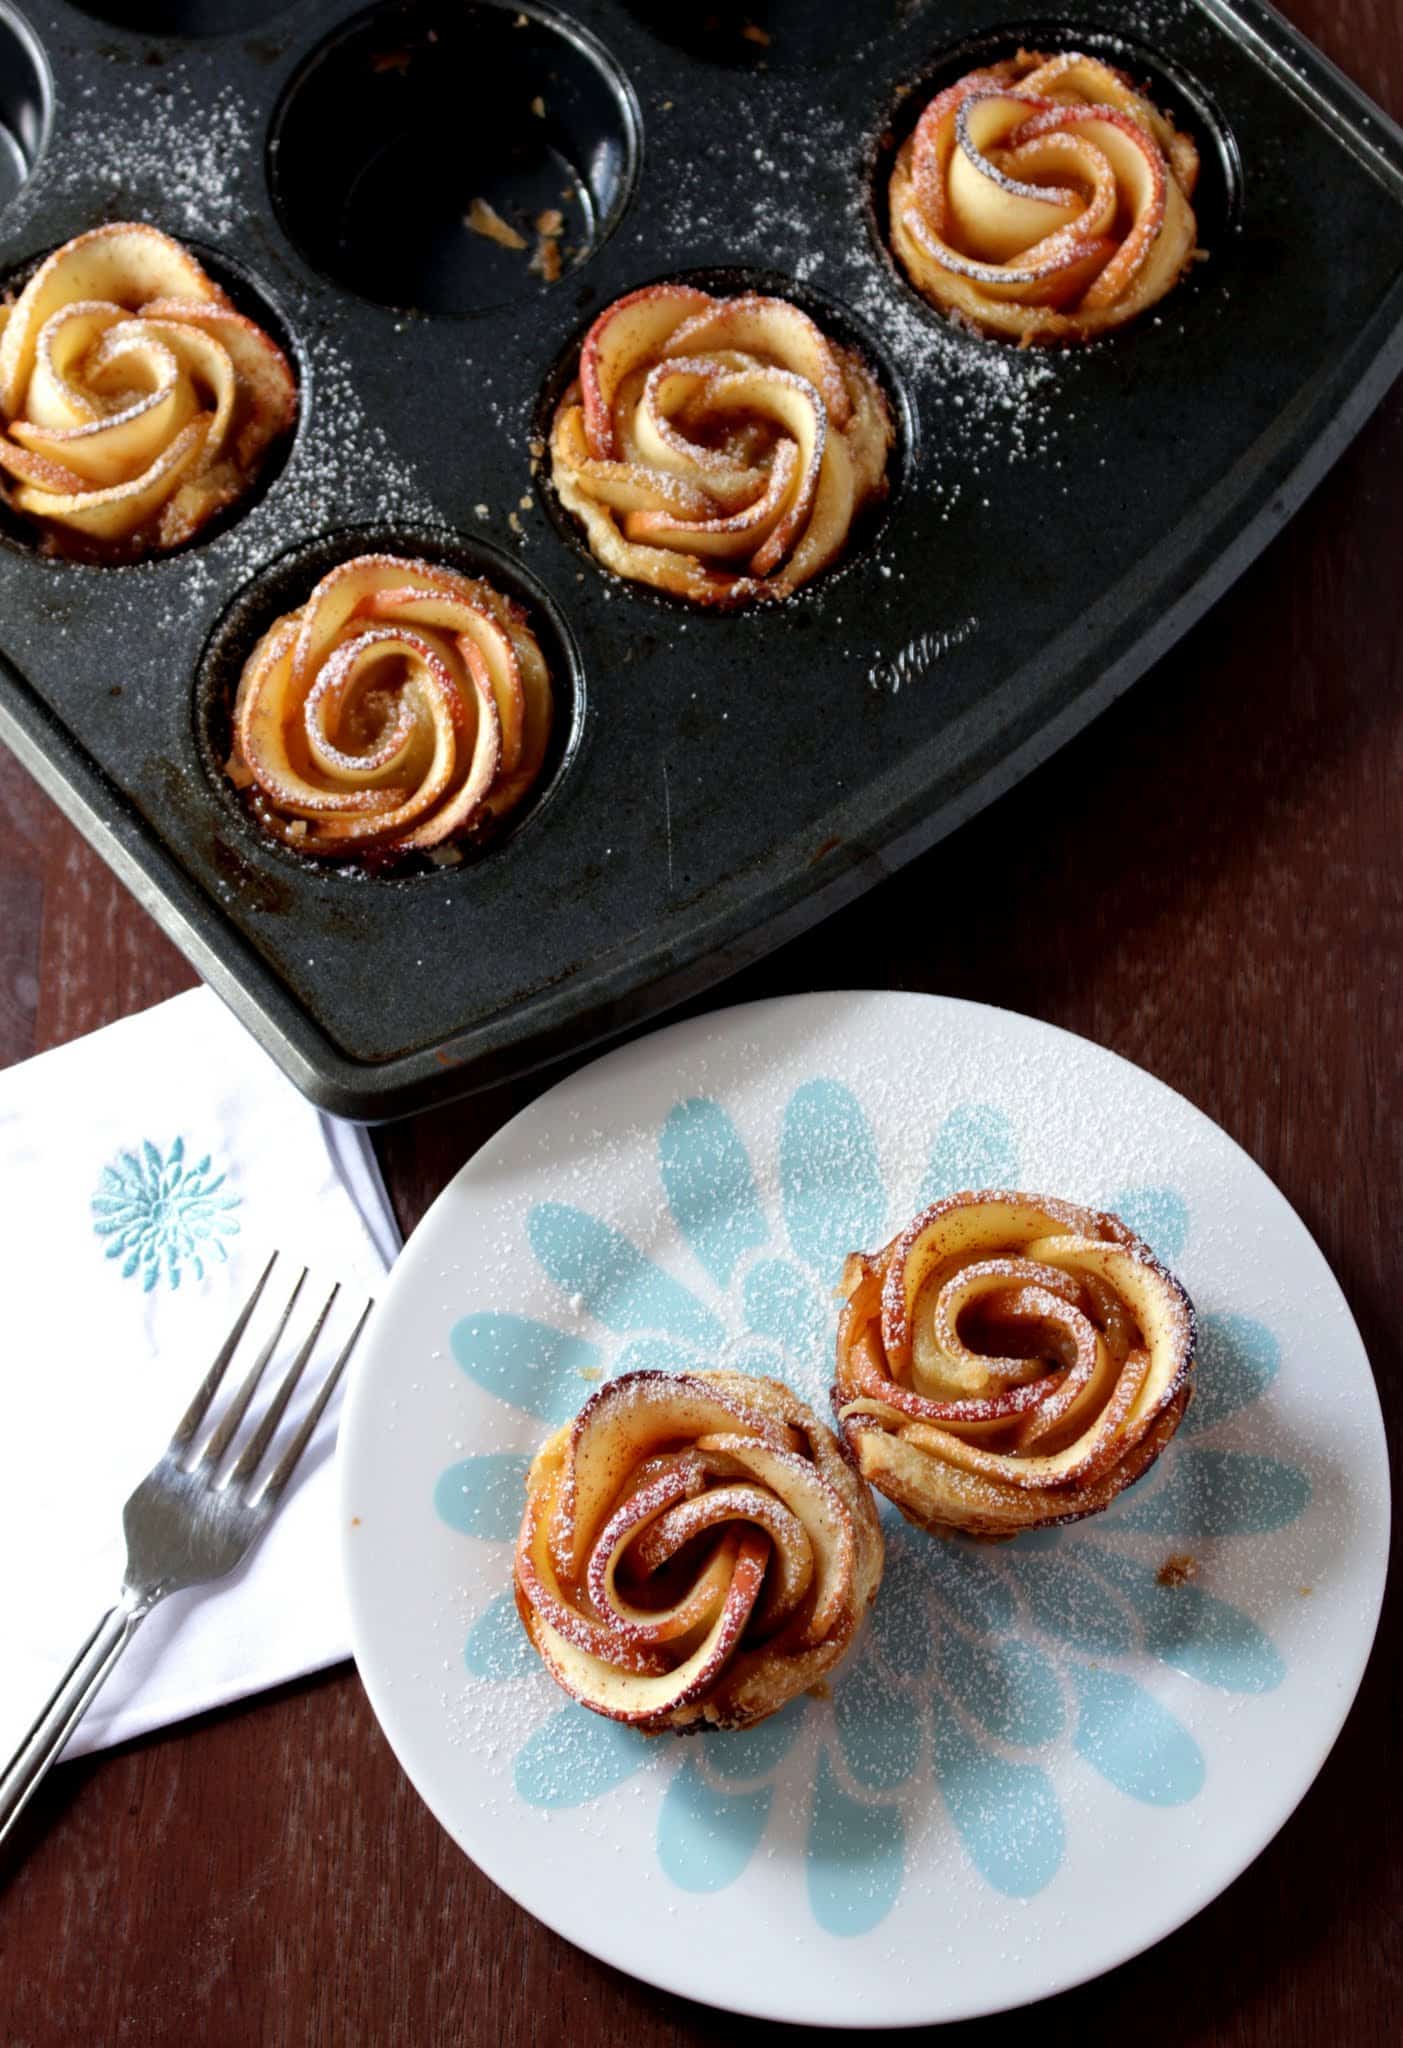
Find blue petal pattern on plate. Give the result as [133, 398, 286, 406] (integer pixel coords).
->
[807, 1751, 905, 1936]
[465, 1591, 536, 1680]
[930, 1704, 1065, 1897]
[659, 1763, 773, 1892]
[441, 1084, 1311, 1931]
[920, 1104, 1019, 1207]
[434, 1454, 531, 1540]
[528, 1202, 723, 1349]
[450, 1313, 600, 1423]
[661, 1097, 767, 1286]
[1110, 1184, 1191, 1264]
[514, 1704, 649, 1809]
[1110, 1449, 1310, 1536]
[1070, 1664, 1205, 1804]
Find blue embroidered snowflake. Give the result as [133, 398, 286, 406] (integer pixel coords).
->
[91, 1136, 242, 1292]
[436, 1085, 1310, 1933]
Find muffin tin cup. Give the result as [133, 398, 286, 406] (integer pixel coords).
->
[0, 232, 303, 562]
[0, 1, 47, 211]
[0, 0, 1401, 1118]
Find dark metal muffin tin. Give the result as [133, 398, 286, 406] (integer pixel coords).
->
[1, 0, 1401, 1117]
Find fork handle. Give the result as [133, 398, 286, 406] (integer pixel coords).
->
[0, 1592, 151, 1848]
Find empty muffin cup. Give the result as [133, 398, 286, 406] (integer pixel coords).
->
[269, 0, 640, 316]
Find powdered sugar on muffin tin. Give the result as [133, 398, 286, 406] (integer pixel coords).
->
[43, 75, 258, 245]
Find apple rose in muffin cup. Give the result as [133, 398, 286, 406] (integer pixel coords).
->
[888, 50, 1201, 344]
[833, 1191, 1195, 1539]
[226, 553, 553, 861]
[549, 284, 894, 606]
[0, 223, 296, 554]
[514, 1369, 884, 1731]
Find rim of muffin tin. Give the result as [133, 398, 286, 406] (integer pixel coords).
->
[530, 263, 920, 619]
[0, 0, 51, 207]
[192, 521, 588, 884]
[0, 233, 310, 567]
[67, 3, 293, 31]
[266, 0, 645, 319]
[608, 2, 928, 78]
[863, 17, 1246, 349]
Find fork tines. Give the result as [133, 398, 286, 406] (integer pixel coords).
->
[173, 1254, 372, 1506]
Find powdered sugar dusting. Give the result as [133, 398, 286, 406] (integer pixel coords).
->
[45, 77, 257, 244]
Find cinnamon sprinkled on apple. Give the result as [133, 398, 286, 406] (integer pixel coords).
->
[834, 1190, 1196, 1537]
[512, 1370, 883, 1731]
[549, 285, 893, 607]
[889, 50, 1200, 345]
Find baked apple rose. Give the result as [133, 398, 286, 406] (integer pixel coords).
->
[514, 1369, 884, 1730]
[0, 223, 296, 553]
[889, 51, 1201, 344]
[227, 554, 553, 859]
[834, 1192, 1195, 1538]
[549, 285, 894, 605]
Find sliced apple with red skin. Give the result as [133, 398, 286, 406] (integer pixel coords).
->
[521, 1527, 771, 1729]
[892, 51, 1199, 342]
[552, 282, 893, 606]
[10, 325, 210, 487]
[663, 294, 853, 431]
[690, 1434, 853, 1646]
[8, 413, 211, 540]
[620, 363, 827, 569]
[833, 1190, 1195, 1534]
[1019, 50, 1201, 196]
[515, 1455, 676, 1675]
[842, 1389, 1189, 1538]
[614, 1479, 814, 1641]
[140, 297, 297, 459]
[878, 1192, 1106, 1370]
[908, 64, 1032, 235]
[624, 434, 802, 561]
[553, 406, 721, 519]
[0, 222, 225, 419]
[909, 93, 1125, 308]
[1005, 103, 1169, 306]
[586, 1472, 761, 1646]
[548, 1371, 789, 1587]
[0, 434, 92, 494]
[578, 282, 714, 459]
[248, 626, 470, 839]
[0, 224, 296, 548]
[227, 554, 552, 857]
[24, 302, 123, 430]
[508, 1368, 885, 1729]
[358, 587, 527, 776]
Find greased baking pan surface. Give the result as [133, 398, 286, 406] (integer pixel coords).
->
[0, 0, 1400, 1117]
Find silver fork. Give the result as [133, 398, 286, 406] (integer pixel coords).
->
[0, 1254, 372, 1848]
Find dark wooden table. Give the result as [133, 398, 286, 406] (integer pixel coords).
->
[2, 5, 1400, 2039]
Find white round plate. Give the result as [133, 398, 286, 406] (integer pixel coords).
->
[340, 992, 1389, 2028]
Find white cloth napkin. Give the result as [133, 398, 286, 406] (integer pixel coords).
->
[0, 987, 398, 1758]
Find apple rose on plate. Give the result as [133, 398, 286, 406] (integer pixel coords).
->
[549, 284, 894, 606]
[0, 223, 296, 555]
[889, 50, 1201, 344]
[226, 553, 553, 861]
[514, 1369, 884, 1731]
[834, 1191, 1195, 1538]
